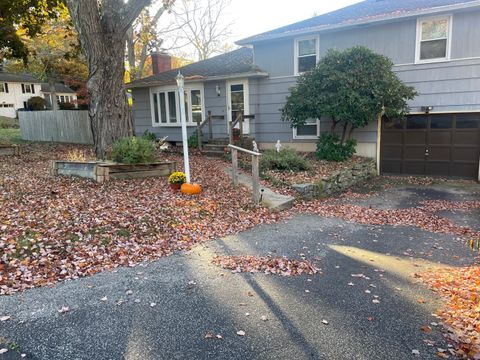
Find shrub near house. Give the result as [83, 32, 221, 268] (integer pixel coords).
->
[281, 46, 417, 161]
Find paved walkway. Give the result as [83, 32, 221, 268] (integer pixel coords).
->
[0, 181, 478, 359]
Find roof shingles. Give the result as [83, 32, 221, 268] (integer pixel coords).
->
[127, 47, 265, 88]
[237, 0, 480, 44]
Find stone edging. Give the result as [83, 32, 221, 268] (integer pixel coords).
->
[292, 159, 377, 199]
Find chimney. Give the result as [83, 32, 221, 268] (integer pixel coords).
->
[151, 52, 171, 75]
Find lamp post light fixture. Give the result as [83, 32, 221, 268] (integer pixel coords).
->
[176, 71, 191, 183]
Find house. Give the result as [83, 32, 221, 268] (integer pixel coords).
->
[0, 73, 43, 118]
[128, 0, 480, 179]
[41, 83, 77, 109]
[0, 72, 78, 117]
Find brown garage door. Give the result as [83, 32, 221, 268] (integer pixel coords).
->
[381, 113, 480, 178]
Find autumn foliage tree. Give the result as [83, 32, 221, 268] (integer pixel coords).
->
[0, 0, 63, 62]
[2, 0, 177, 158]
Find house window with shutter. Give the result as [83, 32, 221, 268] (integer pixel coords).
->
[416, 16, 452, 63]
[23, 84, 32, 93]
[0, 83, 5, 92]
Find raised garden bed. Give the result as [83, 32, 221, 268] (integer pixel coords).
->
[51, 160, 177, 183]
[0, 144, 20, 156]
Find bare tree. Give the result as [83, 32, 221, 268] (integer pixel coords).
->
[174, 0, 234, 61]
[126, 3, 170, 80]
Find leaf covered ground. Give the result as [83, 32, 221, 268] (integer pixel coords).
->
[211, 255, 318, 276]
[0, 144, 287, 294]
[419, 266, 480, 359]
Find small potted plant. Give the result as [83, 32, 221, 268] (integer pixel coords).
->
[168, 171, 187, 192]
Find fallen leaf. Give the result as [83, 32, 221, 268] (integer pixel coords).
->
[421, 325, 432, 334]
[236, 330, 246, 336]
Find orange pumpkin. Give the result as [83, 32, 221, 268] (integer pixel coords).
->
[181, 183, 202, 195]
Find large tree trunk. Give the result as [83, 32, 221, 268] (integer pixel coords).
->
[65, 0, 148, 159]
[87, 41, 133, 159]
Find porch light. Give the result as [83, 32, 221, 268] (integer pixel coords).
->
[421, 106, 434, 114]
[176, 71, 191, 183]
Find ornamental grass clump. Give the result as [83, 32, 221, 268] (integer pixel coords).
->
[260, 148, 311, 172]
[111, 136, 156, 164]
[168, 172, 187, 185]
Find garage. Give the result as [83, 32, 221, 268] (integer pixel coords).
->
[381, 113, 480, 179]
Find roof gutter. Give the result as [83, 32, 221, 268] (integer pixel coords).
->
[126, 71, 269, 89]
[236, 1, 480, 45]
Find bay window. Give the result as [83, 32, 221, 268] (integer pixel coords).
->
[151, 86, 204, 126]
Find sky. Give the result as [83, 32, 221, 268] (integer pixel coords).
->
[160, 0, 363, 58]
[227, 0, 363, 42]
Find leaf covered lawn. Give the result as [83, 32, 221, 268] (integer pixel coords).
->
[0, 144, 287, 294]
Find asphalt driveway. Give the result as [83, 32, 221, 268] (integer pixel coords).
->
[0, 180, 479, 360]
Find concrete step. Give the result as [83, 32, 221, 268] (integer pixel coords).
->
[208, 138, 230, 145]
[224, 168, 295, 211]
[202, 150, 225, 158]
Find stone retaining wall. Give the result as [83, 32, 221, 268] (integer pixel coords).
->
[292, 159, 377, 199]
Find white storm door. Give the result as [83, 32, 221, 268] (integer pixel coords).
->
[226, 79, 249, 134]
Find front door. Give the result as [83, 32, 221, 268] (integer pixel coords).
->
[227, 79, 249, 134]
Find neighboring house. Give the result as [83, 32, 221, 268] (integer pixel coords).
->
[41, 83, 77, 108]
[128, 0, 480, 179]
[0, 72, 77, 117]
[0, 73, 43, 118]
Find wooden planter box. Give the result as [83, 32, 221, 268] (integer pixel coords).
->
[51, 161, 177, 183]
[0, 145, 20, 156]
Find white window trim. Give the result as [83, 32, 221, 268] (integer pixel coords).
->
[294, 35, 320, 76]
[0, 83, 5, 92]
[292, 119, 320, 140]
[149, 84, 205, 127]
[415, 15, 453, 64]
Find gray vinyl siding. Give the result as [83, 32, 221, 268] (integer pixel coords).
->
[250, 76, 378, 144]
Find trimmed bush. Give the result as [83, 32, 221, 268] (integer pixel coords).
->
[316, 133, 357, 162]
[142, 130, 157, 142]
[58, 102, 76, 110]
[188, 130, 202, 148]
[27, 97, 47, 110]
[261, 148, 311, 172]
[111, 137, 156, 164]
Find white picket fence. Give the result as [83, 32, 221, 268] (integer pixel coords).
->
[19, 110, 93, 144]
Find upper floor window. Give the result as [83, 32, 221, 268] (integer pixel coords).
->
[295, 36, 319, 74]
[0, 83, 8, 93]
[22, 84, 34, 94]
[416, 16, 451, 63]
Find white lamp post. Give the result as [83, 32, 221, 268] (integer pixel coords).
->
[176, 71, 191, 183]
